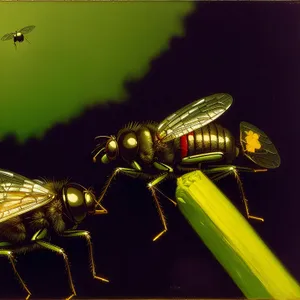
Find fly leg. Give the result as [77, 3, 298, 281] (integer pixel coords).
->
[100, 161, 175, 242]
[35, 241, 76, 300]
[203, 165, 267, 222]
[32, 229, 77, 300]
[105, 167, 172, 241]
[94, 202, 108, 215]
[98, 160, 177, 207]
[0, 243, 31, 300]
[97, 163, 147, 208]
[147, 172, 171, 241]
[61, 230, 109, 283]
[152, 162, 177, 206]
[148, 161, 179, 241]
[177, 151, 223, 172]
[110, 167, 172, 241]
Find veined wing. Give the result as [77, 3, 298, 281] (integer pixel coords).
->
[19, 25, 35, 35]
[0, 169, 56, 223]
[1, 33, 14, 41]
[156, 93, 233, 143]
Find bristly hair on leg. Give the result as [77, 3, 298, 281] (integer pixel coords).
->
[152, 185, 177, 206]
[95, 168, 121, 207]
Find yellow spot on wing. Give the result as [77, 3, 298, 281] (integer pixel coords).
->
[245, 130, 261, 153]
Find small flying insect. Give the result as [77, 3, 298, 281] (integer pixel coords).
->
[1, 25, 35, 49]
[92, 93, 281, 242]
[0, 169, 108, 300]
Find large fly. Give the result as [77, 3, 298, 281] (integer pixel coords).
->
[92, 93, 281, 242]
[0, 168, 108, 300]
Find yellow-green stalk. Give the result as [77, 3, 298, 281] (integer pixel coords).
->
[176, 170, 300, 299]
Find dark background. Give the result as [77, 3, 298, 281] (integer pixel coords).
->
[0, 2, 299, 299]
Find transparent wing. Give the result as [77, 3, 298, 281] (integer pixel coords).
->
[0, 169, 56, 223]
[19, 25, 35, 35]
[1, 33, 14, 41]
[157, 93, 233, 143]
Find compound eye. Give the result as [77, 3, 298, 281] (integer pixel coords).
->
[123, 133, 138, 149]
[65, 186, 87, 223]
[106, 139, 118, 159]
[84, 191, 96, 213]
[67, 187, 84, 206]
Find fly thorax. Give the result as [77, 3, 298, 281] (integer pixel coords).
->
[136, 127, 154, 163]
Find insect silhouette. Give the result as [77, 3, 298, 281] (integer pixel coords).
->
[0, 169, 108, 300]
[92, 93, 281, 242]
[1, 25, 35, 49]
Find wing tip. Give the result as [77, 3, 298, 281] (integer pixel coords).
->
[239, 121, 281, 169]
[213, 93, 233, 108]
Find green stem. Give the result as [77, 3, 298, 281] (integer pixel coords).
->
[176, 170, 300, 299]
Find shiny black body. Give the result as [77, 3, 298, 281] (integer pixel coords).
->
[0, 169, 108, 299]
[114, 121, 237, 174]
[13, 34, 25, 44]
[158, 123, 236, 168]
[93, 93, 281, 241]
[0, 181, 77, 251]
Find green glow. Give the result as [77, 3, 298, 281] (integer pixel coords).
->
[176, 170, 300, 299]
[0, 2, 195, 142]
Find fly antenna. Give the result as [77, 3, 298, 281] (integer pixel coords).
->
[92, 147, 105, 163]
[94, 135, 111, 141]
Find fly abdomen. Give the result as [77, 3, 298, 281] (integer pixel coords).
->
[179, 123, 236, 163]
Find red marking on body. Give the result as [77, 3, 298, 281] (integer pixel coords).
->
[180, 132, 195, 158]
[180, 135, 188, 158]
